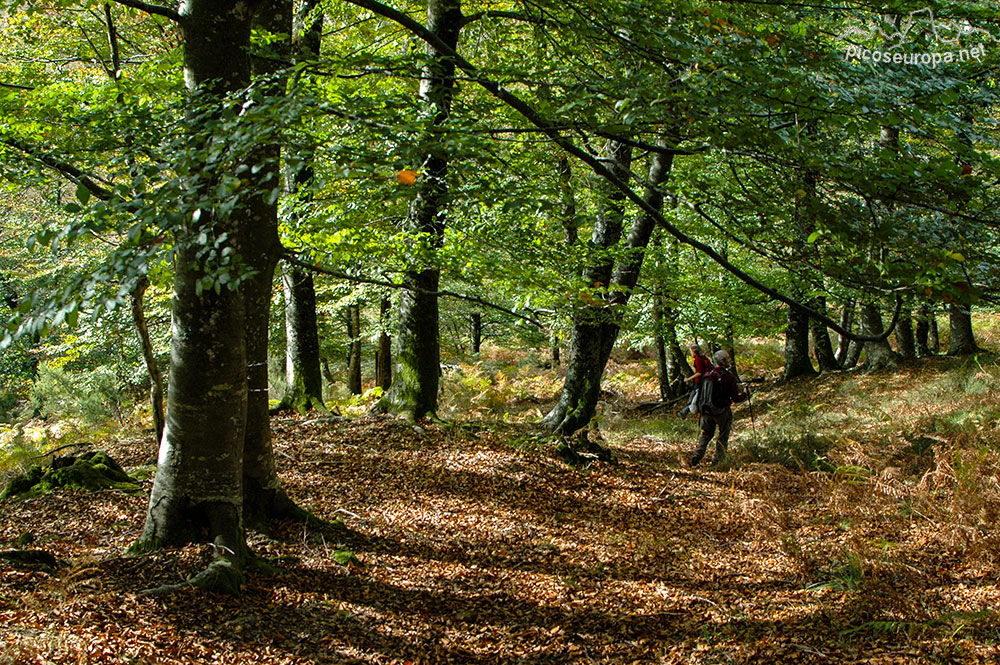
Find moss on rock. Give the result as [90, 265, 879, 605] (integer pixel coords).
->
[0, 451, 139, 501]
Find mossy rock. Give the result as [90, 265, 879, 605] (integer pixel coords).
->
[1, 451, 140, 501]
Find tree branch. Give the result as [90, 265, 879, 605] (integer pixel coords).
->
[109, 0, 181, 23]
[1, 137, 114, 201]
[282, 254, 544, 328]
[341, 0, 901, 343]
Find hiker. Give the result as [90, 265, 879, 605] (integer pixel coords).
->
[679, 344, 710, 418]
[689, 349, 749, 467]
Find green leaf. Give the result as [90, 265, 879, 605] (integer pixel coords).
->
[75, 184, 91, 206]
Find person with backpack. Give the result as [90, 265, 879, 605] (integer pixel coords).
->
[679, 344, 710, 418]
[689, 349, 749, 467]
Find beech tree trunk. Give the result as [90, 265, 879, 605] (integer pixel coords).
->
[783, 304, 817, 380]
[915, 303, 932, 357]
[347, 304, 363, 395]
[470, 312, 482, 354]
[809, 297, 840, 372]
[136, 1, 256, 575]
[895, 307, 916, 359]
[834, 300, 855, 366]
[929, 314, 940, 354]
[378, 0, 461, 421]
[282, 266, 324, 409]
[130, 275, 165, 445]
[543, 143, 673, 434]
[375, 296, 392, 391]
[861, 303, 899, 371]
[947, 303, 977, 356]
[242, 0, 300, 531]
[280, 0, 325, 412]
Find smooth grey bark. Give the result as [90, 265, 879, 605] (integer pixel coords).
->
[242, 0, 300, 532]
[543, 143, 674, 434]
[861, 303, 900, 371]
[915, 303, 933, 357]
[834, 300, 855, 366]
[130, 275, 165, 444]
[375, 296, 392, 391]
[347, 304, 363, 395]
[895, 307, 916, 359]
[136, 1, 257, 576]
[783, 304, 817, 380]
[809, 297, 840, 372]
[947, 303, 977, 356]
[652, 292, 669, 401]
[929, 313, 940, 354]
[550, 331, 560, 367]
[378, 0, 461, 421]
[280, 0, 324, 412]
[282, 265, 324, 409]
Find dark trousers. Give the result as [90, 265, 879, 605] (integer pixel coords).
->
[691, 405, 733, 466]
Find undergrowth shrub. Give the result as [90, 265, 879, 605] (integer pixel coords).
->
[30, 363, 125, 425]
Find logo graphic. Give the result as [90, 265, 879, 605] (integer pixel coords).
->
[840, 7, 995, 68]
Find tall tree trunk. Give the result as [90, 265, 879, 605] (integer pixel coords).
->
[543, 143, 674, 434]
[347, 304, 363, 395]
[130, 275, 165, 444]
[135, 0, 257, 585]
[280, 0, 325, 412]
[378, 0, 461, 421]
[915, 303, 932, 357]
[834, 300, 855, 366]
[550, 330, 560, 367]
[375, 296, 392, 391]
[241, 0, 300, 532]
[947, 303, 977, 355]
[469, 312, 482, 354]
[652, 292, 669, 401]
[929, 313, 940, 354]
[282, 266, 324, 408]
[895, 307, 916, 360]
[809, 297, 840, 372]
[861, 303, 899, 371]
[783, 304, 817, 380]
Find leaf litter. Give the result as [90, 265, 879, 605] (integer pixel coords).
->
[2, 362, 1000, 664]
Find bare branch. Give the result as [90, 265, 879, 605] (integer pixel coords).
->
[109, 0, 181, 23]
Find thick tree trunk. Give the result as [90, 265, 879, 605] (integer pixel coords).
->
[282, 266, 324, 409]
[469, 312, 482, 355]
[783, 304, 817, 380]
[895, 307, 916, 359]
[544, 143, 674, 434]
[861, 303, 899, 371]
[242, 0, 300, 532]
[834, 300, 855, 366]
[130, 275, 165, 445]
[378, 0, 461, 421]
[915, 303, 932, 357]
[809, 297, 840, 372]
[347, 304, 362, 395]
[135, 1, 256, 580]
[947, 303, 977, 355]
[375, 296, 392, 391]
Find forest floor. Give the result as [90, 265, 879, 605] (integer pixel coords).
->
[2, 348, 1000, 664]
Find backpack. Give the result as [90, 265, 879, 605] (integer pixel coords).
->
[695, 371, 716, 413]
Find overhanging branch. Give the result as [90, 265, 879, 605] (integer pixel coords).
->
[109, 0, 181, 23]
[341, 0, 901, 343]
[1, 137, 114, 201]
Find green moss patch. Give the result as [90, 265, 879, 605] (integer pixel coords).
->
[0, 451, 140, 501]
